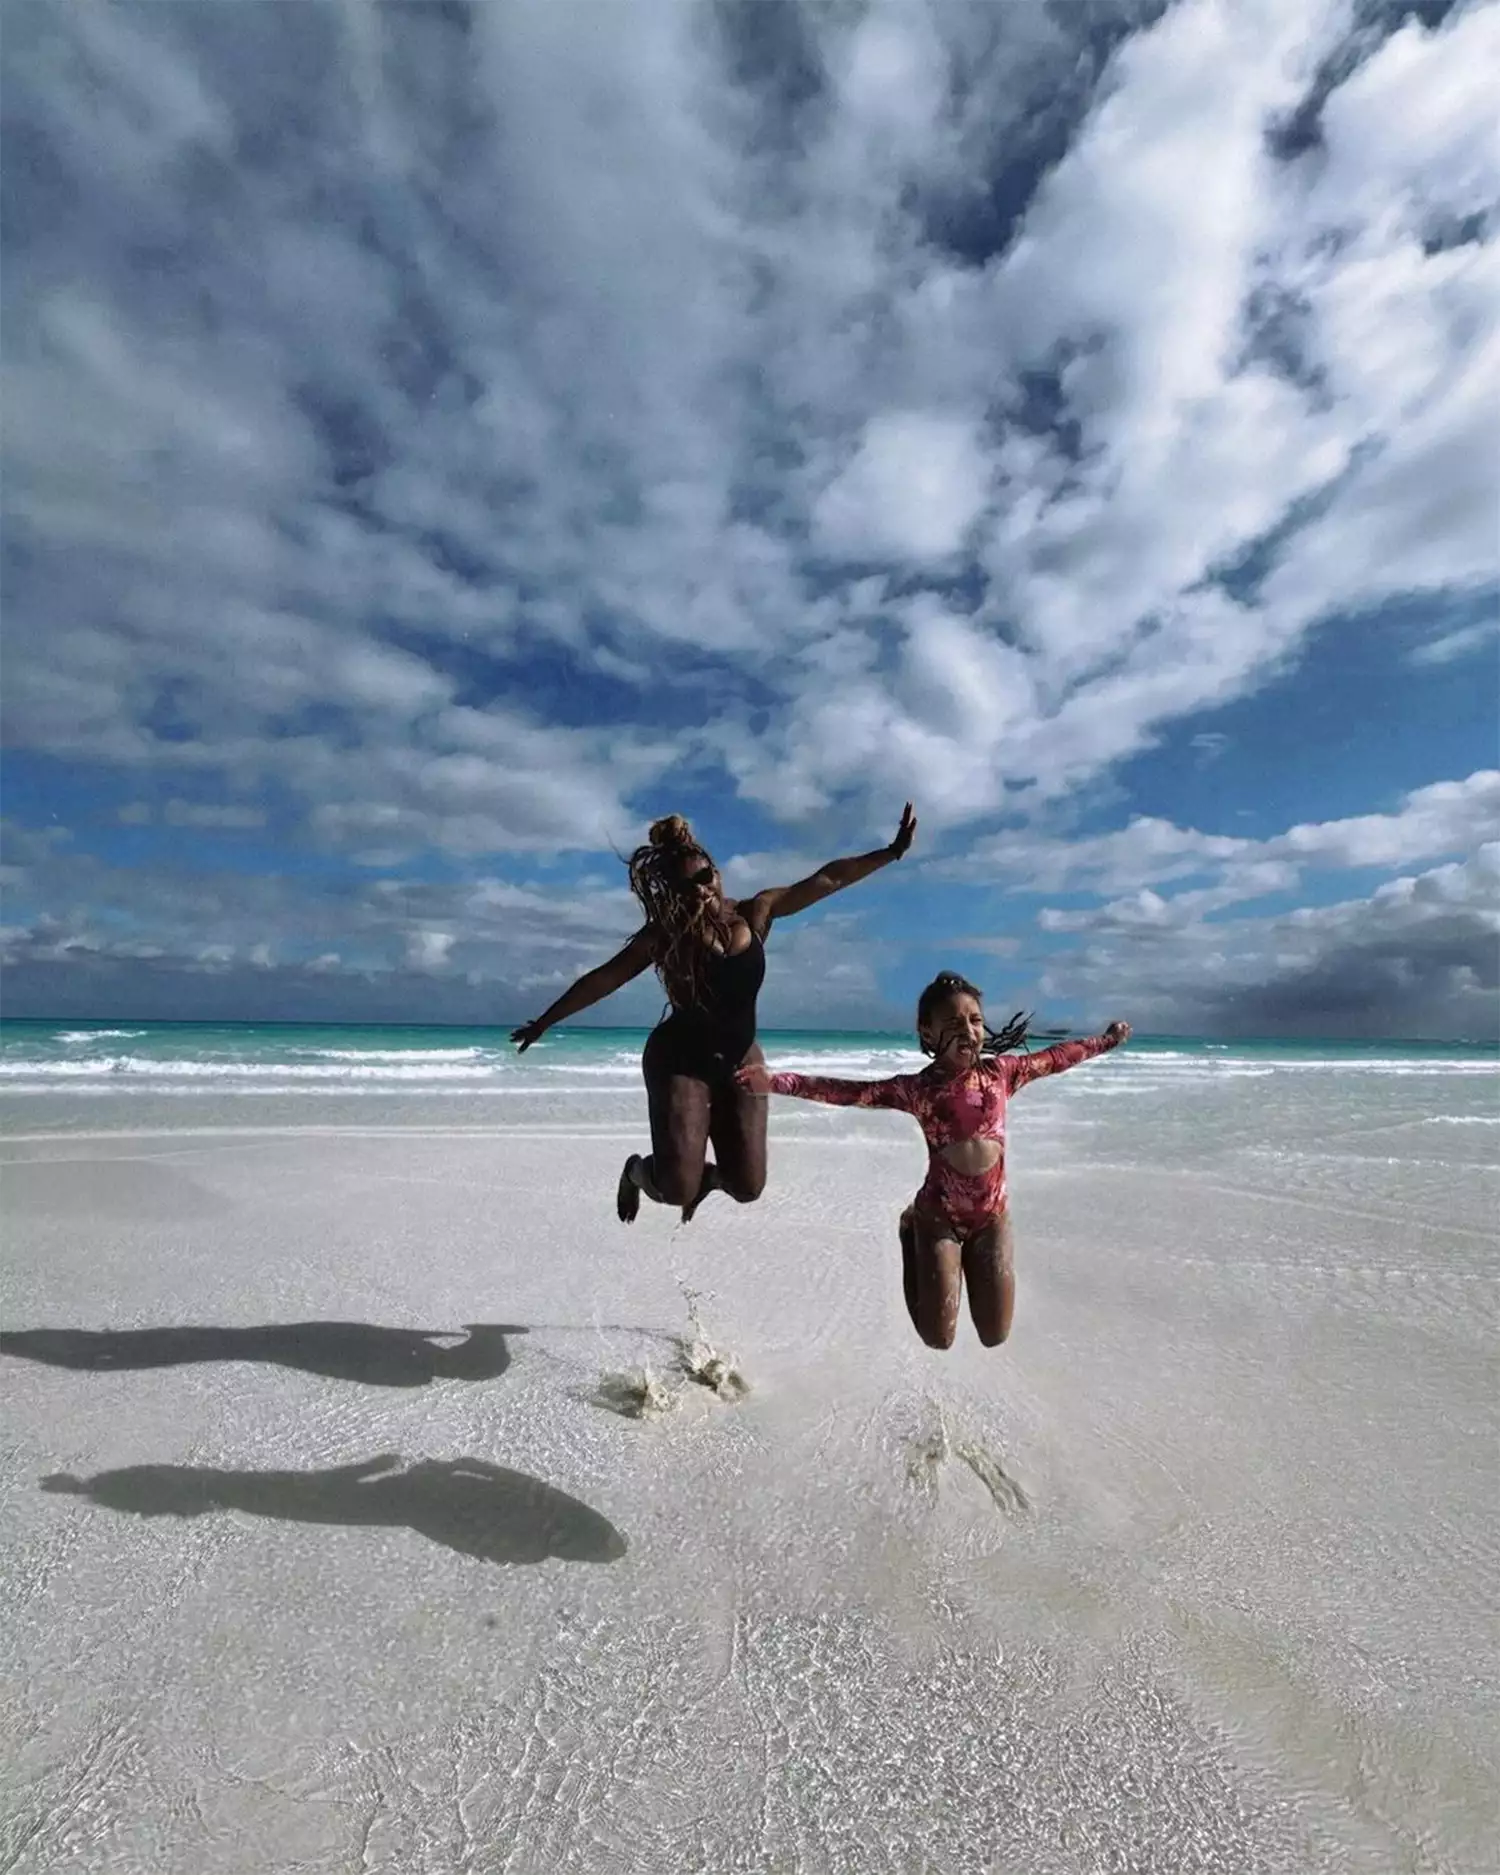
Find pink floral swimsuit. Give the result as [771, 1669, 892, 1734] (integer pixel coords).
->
[769, 1037, 1118, 1240]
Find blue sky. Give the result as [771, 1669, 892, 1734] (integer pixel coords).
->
[2, 0, 1496, 1038]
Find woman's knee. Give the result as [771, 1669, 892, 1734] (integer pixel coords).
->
[720, 1167, 766, 1204]
[976, 1320, 1009, 1348]
[647, 1156, 698, 1207]
[919, 1318, 957, 1351]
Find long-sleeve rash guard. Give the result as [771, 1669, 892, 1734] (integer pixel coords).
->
[768, 1036, 1119, 1236]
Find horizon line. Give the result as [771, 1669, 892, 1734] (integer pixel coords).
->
[0, 1014, 1492, 1048]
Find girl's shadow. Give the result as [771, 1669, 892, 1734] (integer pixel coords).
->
[41, 1455, 626, 1566]
[1, 1322, 525, 1388]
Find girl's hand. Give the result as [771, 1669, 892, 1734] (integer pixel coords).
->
[1104, 1020, 1131, 1047]
[735, 1062, 774, 1096]
[510, 1019, 547, 1053]
[888, 801, 918, 859]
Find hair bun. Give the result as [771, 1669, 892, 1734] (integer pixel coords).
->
[648, 814, 694, 850]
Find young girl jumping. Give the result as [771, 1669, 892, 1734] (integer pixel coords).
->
[735, 972, 1129, 1351]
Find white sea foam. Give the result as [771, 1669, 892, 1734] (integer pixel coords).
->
[0, 1057, 500, 1082]
[0, 1081, 626, 1099]
[536, 1059, 645, 1076]
[55, 1029, 148, 1043]
[1216, 1058, 1495, 1075]
[762, 1050, 922, 1075]
[302, 1046, 487, 1064]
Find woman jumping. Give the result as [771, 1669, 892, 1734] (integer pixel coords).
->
[736, 971, 1129, 1349]
[510, 805, 918, 1223]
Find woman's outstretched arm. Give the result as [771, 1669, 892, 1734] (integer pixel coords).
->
[743, 803, 917, 931]
[511, 928, 656, 1051]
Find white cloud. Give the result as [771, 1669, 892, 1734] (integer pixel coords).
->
[813, 412, 990, 563]
[1252, 5, 1500, 630]
[1409, 617, 1500, 668]
[158, 801, 267, 830]
[1037, 844, 1500, 1040]
[983, 0, 1344, 653]
[8, 0, 1494, 835]
[717, 850, 819, 896]
[982, 769, 1500, 899]
[2, 0, 1495, 1026]
[405, 930, 454, 972]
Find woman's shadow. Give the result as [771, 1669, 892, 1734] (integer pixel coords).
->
[41, 1455, 627, 1566]
[0, 1322, 525, 1388]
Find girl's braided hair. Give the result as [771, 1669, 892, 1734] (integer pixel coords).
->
[915, 971, 1031, 1058]
[626, 814, 733, 1009]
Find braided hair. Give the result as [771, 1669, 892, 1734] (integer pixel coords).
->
[626, 814, 734, 1010]
[915, 971, 1031, 1057]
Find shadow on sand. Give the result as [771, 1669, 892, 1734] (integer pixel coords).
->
[0, 1322, 526, 1388]
[41, 1455, 627, 1566]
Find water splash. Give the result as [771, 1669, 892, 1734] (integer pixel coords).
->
[596, 1365, 678, 1420]
[905, 1398, 1030, 1514]
[676, 1285, 749, 1401]
[954, 1440, 1031, 1515]
[905, 1398, 951, 1492]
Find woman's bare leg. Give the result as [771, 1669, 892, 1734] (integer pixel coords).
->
[963, 1212, 1015, 1346]
[616, 1154, 662, 1222]
[618, 1063, 712, 1223]
[686, 1043, 768, 1222]
[908, 1208, 964, 1349]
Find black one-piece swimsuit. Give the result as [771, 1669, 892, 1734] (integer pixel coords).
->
[645, 934, 767, 1083]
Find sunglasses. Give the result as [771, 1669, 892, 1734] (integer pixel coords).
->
[677, 864, 716, 891]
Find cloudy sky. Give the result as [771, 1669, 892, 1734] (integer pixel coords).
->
[2, 0, 1496, 1037]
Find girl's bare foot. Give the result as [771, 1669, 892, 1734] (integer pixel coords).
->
[680, 1163, 720, 1224]
[617, 1155, 643, 1223]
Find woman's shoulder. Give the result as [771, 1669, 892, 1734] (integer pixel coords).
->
[725, 897, 767, 942]
[714, 903, 764, 952]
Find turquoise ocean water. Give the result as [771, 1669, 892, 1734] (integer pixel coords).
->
[4, 1020, 1492, 1173]
[1, 1018, 1494, 1103]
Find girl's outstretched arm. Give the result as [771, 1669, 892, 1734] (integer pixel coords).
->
[1003, 1021, 1130, 1091]
[740, 803, 917, 932]
[736, 1062, 918, 1110]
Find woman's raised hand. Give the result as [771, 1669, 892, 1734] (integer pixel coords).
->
[510, 1019, 547, 1053]
[735, 1062, 774, 1096]
[888, 801, 918, 859]
[1104, 1020, 1131, 1047]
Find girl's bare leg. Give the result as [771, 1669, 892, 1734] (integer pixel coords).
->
[908, 1207, 964, 1350]
[962, 1212, 1015, 1346]
[899, 1208, 919, 1331]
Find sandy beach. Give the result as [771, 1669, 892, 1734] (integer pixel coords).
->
[3, 1051, 1497, 1874]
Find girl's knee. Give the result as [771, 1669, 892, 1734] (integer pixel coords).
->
[977, 1322, 1009, 1348]
[722, 1169, 766, 1204]
[920, 1318, 957, 1351]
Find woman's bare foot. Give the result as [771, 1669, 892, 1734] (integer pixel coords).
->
[680, 1163, 720, 1224]
[617, 1155, 643, 1224]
